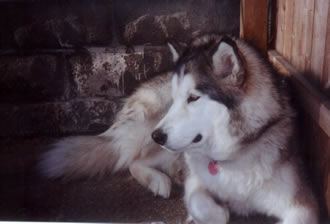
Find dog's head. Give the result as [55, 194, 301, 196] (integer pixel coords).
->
[152, 35, 246, 160]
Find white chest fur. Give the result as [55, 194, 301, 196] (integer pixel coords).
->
[184, 152, 279, 215]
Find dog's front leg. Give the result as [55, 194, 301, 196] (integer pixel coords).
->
[185, 175, 229, 224]
[279, 206, 318, 224]
[129, 160, 171, 198]
[129, 150, 179, 198]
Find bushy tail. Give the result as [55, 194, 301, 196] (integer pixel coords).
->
[39, 73, 172, 179]
[39, 135, 120, 178]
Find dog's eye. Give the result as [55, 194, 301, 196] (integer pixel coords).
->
[187, 94, 200, 104]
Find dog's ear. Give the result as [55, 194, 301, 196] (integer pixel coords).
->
[167, 40, 186, 63]
[211, 38, 245, 87]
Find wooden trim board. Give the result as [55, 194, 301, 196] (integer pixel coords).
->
[268, 50, 330, 138]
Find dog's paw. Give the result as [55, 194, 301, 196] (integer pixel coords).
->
[129, 162, 172, 198]
[185, 215, 195, 224]
[148, 172, 171, 198]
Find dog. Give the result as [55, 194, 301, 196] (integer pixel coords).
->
[152, 34, 319, 224]
[40, 34, 318, 223]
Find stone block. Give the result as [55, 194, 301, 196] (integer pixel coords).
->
[0, 54, 69, 103]
[68, 46, 173, 97]
[0, 0, 112, 49]
[115, 0, 240, 45]
[0, 99, 118, 137]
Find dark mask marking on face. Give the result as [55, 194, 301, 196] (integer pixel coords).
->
[196, 82, 236, 109]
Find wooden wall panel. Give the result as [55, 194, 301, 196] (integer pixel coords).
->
[301, 0, 315, 70]
[282, 0, 295, 60]
[303, 113, 330, 215]
[290, 0, 303, 68]
[269, 50, 330, 215]
[275, 0, 330, 86]
[323, 135, 330, 209]
[254, 0, 330, 217]
[275, 0, 286, 53]
[311, 0, 329, 80]
[323, 2, 330, 89]
[240, 0, 268, 53]
[269, 50, 330, 137]
[291, 0, 315, 70]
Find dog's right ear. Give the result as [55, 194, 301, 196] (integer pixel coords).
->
[211, 38, 245, 87]
[167, 40, 186, 63]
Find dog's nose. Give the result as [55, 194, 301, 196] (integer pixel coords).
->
[152, 129, 167, 145]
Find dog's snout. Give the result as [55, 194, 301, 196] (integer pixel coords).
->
[152, 129, 167, 145]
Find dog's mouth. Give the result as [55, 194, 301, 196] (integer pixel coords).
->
[160, 145, 185, 153]
[159, 134, 203, 153]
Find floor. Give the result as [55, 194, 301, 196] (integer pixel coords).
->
[0, 138, 327, 223]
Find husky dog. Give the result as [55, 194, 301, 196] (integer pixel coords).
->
[152, 34, 319, 224]
[40, 34, 318, 223]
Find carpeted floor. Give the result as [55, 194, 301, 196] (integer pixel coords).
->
[0, 138, 327, 224]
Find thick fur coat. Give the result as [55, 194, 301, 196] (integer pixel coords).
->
[40, 34, 318, 224]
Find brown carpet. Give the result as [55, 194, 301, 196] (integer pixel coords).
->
[0, 138, 326, 224]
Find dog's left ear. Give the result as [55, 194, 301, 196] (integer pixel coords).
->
[212, 38, 245, 87]
[167, 40, 186, 63]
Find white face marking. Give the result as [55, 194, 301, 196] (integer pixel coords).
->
[154, 72, 238, 160]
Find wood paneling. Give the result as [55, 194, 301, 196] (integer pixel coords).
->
[323, 2, 330, 89]
[282, 0, 295, 61]
[240, 0, 268, 53]
[243, 0, 330, 215]
[269, 50, 330, 215]
[275, 0, 285, 53]
[303, 112, 330, 215]
[291, 0, 315, 70]
[275, 0, 330, 85]
[269, 50, 330, 137]
[311, 0, 329, 79]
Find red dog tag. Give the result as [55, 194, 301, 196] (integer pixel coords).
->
[208, 161, 219, 175]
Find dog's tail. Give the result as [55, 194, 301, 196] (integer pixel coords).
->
[39, 134, 126, 178]
[39, 101, 154, 179]
[39, 73, 172, 179]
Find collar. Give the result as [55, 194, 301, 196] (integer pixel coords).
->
[208, 160, 220, 175]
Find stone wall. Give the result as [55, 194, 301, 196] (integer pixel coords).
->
[0, 0, 240, 137]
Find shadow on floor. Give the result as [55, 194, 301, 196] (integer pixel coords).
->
[0, 137, 325, 223]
